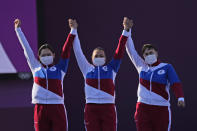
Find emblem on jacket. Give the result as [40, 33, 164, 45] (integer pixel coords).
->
[50, 67, 57, 71]
[157, 69, 165, 75]
[102, 66, 108, 71]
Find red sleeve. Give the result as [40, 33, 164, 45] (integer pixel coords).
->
[171, 83, 184, 99]
[114, 35, 128, 59]
[61, 34, 75, 59]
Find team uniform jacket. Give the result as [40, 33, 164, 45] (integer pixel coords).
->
[15, 27, 75, 104]
[72, 29, 129, 104]
[126, 33, 184, 106]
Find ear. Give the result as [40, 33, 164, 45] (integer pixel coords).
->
[91, 57, 95, 64]
[142, 53, 146, 59]
[37, 55, 41, 64]
[104, 56, 107, 62]
[53, 53, 55, 58]
[155, 51, 158, 58]
[38, 54, 41, 60]
[91, 51, 95, 61]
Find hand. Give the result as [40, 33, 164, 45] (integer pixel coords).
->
[14, 19, 21, 29]
[177, 100, 185, 108]
[123, 17, 133, 31]
[68, 19, 78, 29]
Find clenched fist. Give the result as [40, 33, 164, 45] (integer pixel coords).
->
[14, 19, 21, 29]
[177, 100, 186, 108]
[123, 17, 133, 31]
[68, 19, 78, 29]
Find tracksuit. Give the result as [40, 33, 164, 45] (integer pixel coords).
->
[72, 29, 129, 131]
[126, 32, 184, 131]
[15, 27, 76, 131]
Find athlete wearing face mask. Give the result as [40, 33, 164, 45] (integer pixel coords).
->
[38, 45, 55, 67]
[92, 47, 106, 66]
[15, 18, 75, 131]
[40, 56, 54, 66]
[126, 29, 185, 130]
[144, 54, 157, 65]
[71, 18, 132, 131]
[93, 57, 105, 66]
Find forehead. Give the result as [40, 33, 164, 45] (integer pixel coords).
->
[144, 48, 156, 54]
[40, 48, 53, 55]
[93, 49, 105, 55]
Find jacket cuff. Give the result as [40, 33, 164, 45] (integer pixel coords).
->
[178, 97, 184, 101]
[15, 27, 22, 32]
[122, 29, 131, 37]
[70, 28, 77, 35]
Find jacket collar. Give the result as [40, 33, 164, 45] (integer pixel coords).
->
[41, 63, 54, 68]
[149, 60, 161, 67]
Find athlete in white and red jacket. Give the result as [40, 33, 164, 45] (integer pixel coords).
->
[69, 18, 132, 131]
[14, 19, 75, 131]
[126, 22, 185, 131]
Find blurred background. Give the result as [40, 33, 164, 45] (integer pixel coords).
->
[0, 0, 196, 130]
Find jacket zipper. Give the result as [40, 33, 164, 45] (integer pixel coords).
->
[150, 71, 154, 92]
[98, 66, 100, 90]
[46, 66, 49, 90]
[46, 66, 49, 103]
[149, 70, 154, 104]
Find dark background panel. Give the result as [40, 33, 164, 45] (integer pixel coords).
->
[0, 0, 196, 130]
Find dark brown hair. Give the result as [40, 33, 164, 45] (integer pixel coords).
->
[38, 44, 55, 56]
[93, 47, 105, 52]
[142, 44, 158, 54]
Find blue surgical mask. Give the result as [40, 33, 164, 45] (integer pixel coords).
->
[93, 58, 105, 66]
[145, 54, 157, 65]
[40, 56, 53, 66]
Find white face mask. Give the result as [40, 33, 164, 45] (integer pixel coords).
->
[40, 56, 53, 66]
[93, 58, 105, 66]
[145, 54, 157, 65]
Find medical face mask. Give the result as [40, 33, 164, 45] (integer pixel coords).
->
[93, 58, 105, 66]
[145, 54, 157, 65]
[40, 56, 53, 66]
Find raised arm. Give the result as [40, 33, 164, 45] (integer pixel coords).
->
[70, 19, 93, 75]
[109, 17, 132, 72]
[14, 19, 40, 71]
[56, 22, 76, 73]
[126, 30, 147, 73]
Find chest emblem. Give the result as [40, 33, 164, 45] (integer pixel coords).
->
[157, 69, 165, 75]
[102, 66, 108, 71]
[49, 67, 57, 71]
